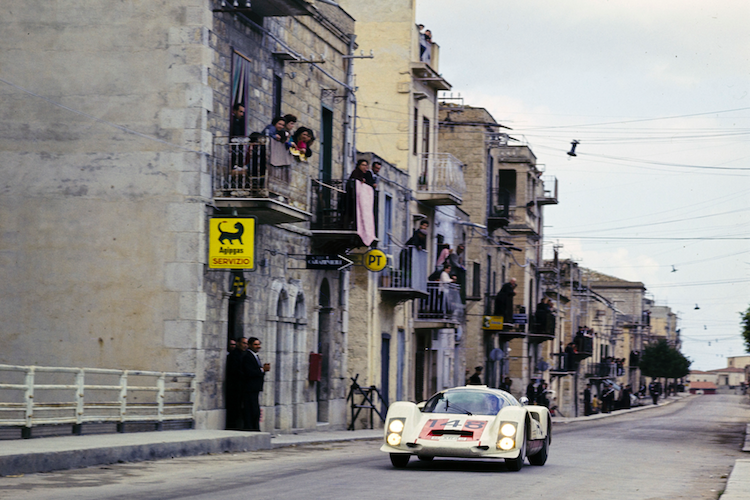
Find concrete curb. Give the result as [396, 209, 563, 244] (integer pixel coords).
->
[552, 393, 689, 424]
[0, 430, 270, 477]
[721, 459, 750, 500]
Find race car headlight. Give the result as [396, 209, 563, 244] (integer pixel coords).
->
[387, 433, 402, 446]
[500, 423, 516, 437]
[386, 418, 405, 447]
[388, 419, 405, 433]
[498, 437, 515, 450]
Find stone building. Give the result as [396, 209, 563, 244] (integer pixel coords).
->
[1, 0, 363, 432]
[336, 0, 466, 406]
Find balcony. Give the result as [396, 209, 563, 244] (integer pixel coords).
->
[310, 178, 372, 253]
[538, 175, 558, 205]
[410, 61, 450, 91]
[487, 187, 511, 232]
[379, 247, 428, 302]
[574, 333, 594, 359]
[414, 282, 464, 328]
[416, 153, 465, 206]
[528, 309, 556, 344]
[212, 137, 311, 224]
[549, 353, 576, 376]
[584, 362, 617, 379]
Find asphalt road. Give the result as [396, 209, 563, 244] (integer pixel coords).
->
[1, 395, 748, 500]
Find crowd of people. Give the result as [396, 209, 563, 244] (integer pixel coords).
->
[229, 110, 316, 181]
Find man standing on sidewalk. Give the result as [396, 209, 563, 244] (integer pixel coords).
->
[242, 337, 270, 431]
[583, 383, 592, 416]
[225, 337, 247, 430]
[649, 380, 662, 406]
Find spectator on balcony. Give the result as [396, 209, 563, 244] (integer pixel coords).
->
[564, 341, 577, 371]
[405, 219, 429, 251]
[266, 114, 297, 169]
[448, 244, 467, 303]
[435, 244, 451, 270]
[439, 263, 456, 314]
[288, 127, 315, 162]
[263, 116, 286, 142]
[231, 103, 246, 138]
[419, 28, 432, 64]
[349, 159, 369, 183]
[365, 161, 381, 189]
[493, 278, 516, 321]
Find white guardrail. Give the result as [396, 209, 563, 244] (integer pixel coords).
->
[0, 364, 196, 435]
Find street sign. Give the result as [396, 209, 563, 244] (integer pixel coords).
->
[307, 255, 345, 269]
[513, 314, 528, 325]
[482, 315, 504, 330]
[362, 249, 387, 272]
[208, 217, 256, 270]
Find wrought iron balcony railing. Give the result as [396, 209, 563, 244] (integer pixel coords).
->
[379, 246, 428, 295]
[212, 136, 310, 212]
[416, 281, 464, 323]
[417, 153, 465, 204]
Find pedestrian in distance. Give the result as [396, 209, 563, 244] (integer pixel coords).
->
[468, 366, 483, 385]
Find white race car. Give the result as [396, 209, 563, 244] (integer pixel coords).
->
[381, 386, 551, 471]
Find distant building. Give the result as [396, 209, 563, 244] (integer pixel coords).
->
[688, 381, 717, 395]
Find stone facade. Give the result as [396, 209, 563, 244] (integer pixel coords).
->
[0, 0, 356, 432]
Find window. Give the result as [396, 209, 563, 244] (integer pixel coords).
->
[497, 170, 516, 206]
[231, 51, 252, 135]
[412, 107, 419, 156]
[423, 390, 512, 416]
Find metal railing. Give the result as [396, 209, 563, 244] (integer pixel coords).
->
[379, 246, 428, 293]
[310, 178, 353, 230]
[539, 175, 558, 203]
[212, 136, 310, 211]
[0, 364, 196, 436]
[584, 362, 618, 378]
[416, 281, 464, 322]
[417, 152, 466, 200]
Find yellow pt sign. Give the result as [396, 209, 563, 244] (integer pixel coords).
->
[362, 249, 387, 272]
[209, 217, 255, 270]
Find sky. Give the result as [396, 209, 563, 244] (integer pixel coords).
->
[416, 0, 750, 371]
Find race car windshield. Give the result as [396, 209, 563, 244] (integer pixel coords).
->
[423, 391, 505, 416]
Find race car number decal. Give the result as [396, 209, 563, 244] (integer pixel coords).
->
[418, 419, 488, 441]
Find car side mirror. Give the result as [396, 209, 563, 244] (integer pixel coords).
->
[519, 396, 529, 406]
[416, 401, 426, 410]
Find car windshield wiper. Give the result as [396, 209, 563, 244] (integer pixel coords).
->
[445, 400, 472, 415]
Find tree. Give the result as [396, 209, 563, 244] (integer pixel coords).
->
[639, 339, 691, 379]
[742, 305, 750, 353]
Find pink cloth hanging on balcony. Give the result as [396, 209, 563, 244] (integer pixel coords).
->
[356, 182, 376, 246]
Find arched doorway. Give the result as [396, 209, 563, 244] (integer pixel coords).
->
[317, 279, 332, 423]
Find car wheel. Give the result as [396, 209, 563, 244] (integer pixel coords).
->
[528, 433, 549, 466]
[417, 455, 434, 462]
[390, 453, 410, 468]
[504, 428, 526, 471]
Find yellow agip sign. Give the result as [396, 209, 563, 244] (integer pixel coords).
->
[208, 217, 256, 270]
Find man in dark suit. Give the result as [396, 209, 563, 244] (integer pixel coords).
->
[225, 337, 247, 429]
[242, 337, 269, 431]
